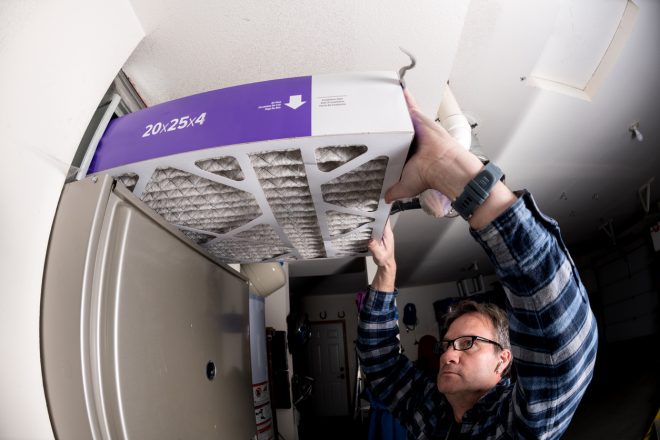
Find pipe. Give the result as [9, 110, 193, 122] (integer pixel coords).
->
[436, 85, 471, 150]
[415, 85, 472, 218]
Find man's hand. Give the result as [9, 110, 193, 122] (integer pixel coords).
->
[368, 219, 395, 267]
[385, 89, 476, 203]
[368, 219, 396, 291]
[387, 89, 517, 230]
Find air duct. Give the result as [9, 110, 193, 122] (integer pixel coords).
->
[436, 85, 471, 150]
[418, 85, 472, 218]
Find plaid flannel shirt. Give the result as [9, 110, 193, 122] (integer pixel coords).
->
[357, 192, 598, 439]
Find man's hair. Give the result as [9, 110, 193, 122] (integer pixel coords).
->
[440, 300, 512, 376]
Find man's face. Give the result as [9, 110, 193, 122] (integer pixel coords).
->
[437, 312, 504, 397]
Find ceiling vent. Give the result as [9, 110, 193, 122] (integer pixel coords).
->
[86, 72, 413, 263]
[528, 0, 638, 101]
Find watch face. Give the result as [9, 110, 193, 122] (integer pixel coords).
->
[475, 171, 495, 187]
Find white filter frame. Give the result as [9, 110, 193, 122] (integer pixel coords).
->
[89, 72, 413, 263]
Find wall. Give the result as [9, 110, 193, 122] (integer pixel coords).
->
[265, 264, 299, 440]
[0, 2, 143, 438]
[397, 276, 499, 352]
[574, 234, 659, 343]
[395, 283, 459, 355]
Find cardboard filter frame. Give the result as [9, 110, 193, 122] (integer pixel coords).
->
[87, 71, 413, 263]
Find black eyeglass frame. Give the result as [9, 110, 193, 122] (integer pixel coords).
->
[436, 335, 503, 354]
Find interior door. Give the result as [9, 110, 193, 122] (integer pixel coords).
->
[306, 321, 350, 417]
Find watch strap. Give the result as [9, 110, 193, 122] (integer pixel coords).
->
[451, 162, 504, 220]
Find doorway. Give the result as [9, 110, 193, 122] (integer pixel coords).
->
[305, 321, 351, 417]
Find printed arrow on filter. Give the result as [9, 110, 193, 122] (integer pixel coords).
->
[285, 95, 306, 110]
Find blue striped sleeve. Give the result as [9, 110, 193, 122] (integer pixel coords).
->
[356, 287, 448, 439]
[471, 191, 598, 440]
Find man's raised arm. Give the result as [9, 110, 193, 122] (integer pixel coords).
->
[381, 88, 598, 439]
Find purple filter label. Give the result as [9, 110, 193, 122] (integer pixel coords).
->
[88, 76, 312, 173]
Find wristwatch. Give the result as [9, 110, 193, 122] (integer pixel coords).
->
[451, 162, 504, 220]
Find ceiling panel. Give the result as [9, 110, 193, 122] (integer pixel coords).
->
[124, 0, 469, 117]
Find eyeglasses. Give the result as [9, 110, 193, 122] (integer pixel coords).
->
[436, 335, 503, 354]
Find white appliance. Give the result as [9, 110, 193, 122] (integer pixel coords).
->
[42, 175, 256, 438]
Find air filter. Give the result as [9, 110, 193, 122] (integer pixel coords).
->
[87, 72, 413, 263]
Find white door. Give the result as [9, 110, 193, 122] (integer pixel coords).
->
[306, 322, 349, 417]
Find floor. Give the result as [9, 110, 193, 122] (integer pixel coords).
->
[298, 415, 368, 440]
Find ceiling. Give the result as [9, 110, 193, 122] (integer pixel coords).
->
[121, 0, 660, 292]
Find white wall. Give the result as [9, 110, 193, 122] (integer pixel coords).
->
[264, 264, 299, 440]
[395, 283, 457, 355]
[0, 2, 143, 438]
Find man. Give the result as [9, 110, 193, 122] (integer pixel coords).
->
[357, 91, 598, 439]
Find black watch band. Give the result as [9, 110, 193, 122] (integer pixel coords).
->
[451, 162, 504, 220]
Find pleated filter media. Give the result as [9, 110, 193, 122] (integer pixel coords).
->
[87, 72, 413, 263]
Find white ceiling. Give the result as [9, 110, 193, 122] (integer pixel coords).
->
[121, 0, 660, 290]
